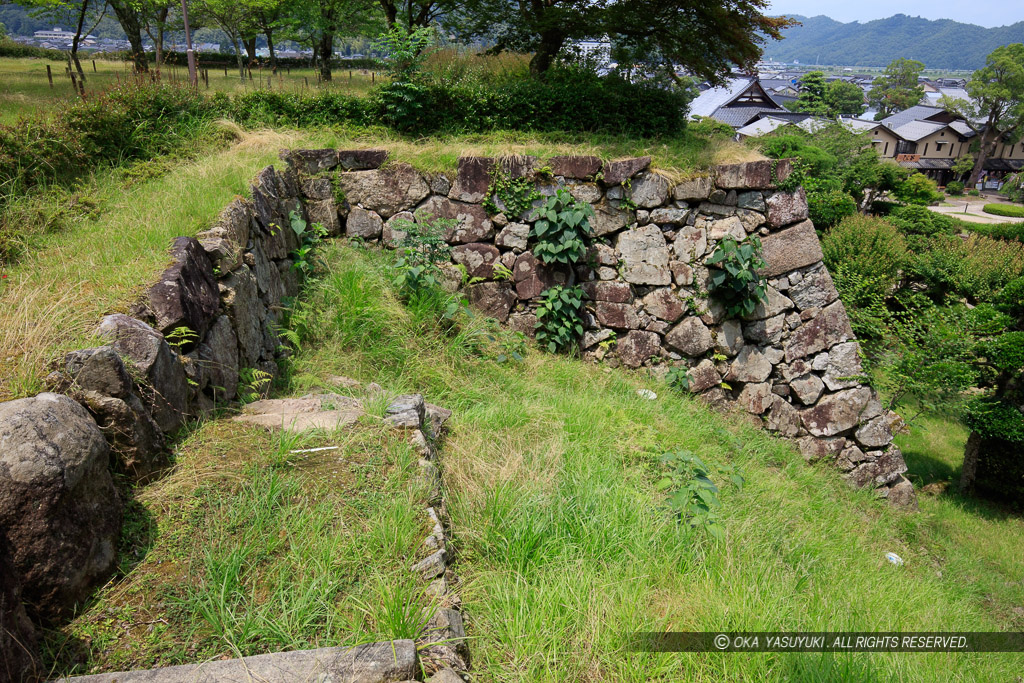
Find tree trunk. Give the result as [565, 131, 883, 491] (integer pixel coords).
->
[153, 7, 168, 71]
[266, 31, 277, 73]
[243, 36, 257, 63]
[529, 29, 565, 75]
[109, 0, 148, 72]
[959, 431, 982, 494]
[231, 35, 246, 80]
[71, 0, 89, 87]
[318, 33, 333, 82]
[968, 134, 996, 188]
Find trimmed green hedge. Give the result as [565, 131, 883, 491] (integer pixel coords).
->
[983, 203, 1024, 218]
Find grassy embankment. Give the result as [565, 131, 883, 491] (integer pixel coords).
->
[0, 56, 380, 124]
[43, 242, 1024, 681]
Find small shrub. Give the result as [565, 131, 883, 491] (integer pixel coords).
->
[983, 203, 1024, 218]
[535, 285, 585, 353]
[965, 221, 1024, 243]
[963, 398, 1024, 505]
[894, 172, 943, 205]
[656, 450, 744, 541]
[821, 215, 907, 293]
[484, 166, 540, 218]
[969, 188, 981, 196]
[887, 205, 957, 236]
[1001, 172, 1024, 203]
[807, 189, 858, 228]
[705, 236, 768, 318]
[391, 210, 457, 297]
[946, 180, 964, 195]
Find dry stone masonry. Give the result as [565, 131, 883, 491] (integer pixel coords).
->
[0, 147, 913, 681]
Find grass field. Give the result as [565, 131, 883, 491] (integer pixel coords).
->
[42, 242, 1024, 681]
[0, 56, 381, 124]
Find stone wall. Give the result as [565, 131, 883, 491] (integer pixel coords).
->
[0, 147, 915, 681]
[318, 151, 914, 508]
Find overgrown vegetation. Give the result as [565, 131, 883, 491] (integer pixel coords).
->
[705, 235, 768, 317]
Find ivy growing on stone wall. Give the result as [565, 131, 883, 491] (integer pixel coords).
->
[529, 189, 595, 267]
[483, 167, 541, 218]
[535, 284, 586, 354]
[706, 235, 768, 318]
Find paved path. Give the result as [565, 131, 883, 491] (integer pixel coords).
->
[929, 196, 1024, 224]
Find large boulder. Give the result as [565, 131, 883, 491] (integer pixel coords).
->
[467, 282, 517, 322]
[198, 315, 239, 401]
[337, 164, 430, 218]
[627, 172, 670, 208]
[220, 265, 265, 368]
[0, 394, 122, 622]
[0, 531, 40, 683]
[513, 252, 566, 299]
[549, 155, 602, 179]
[616, 225, 671, 286]
[96, 314, 189, 433]
[800, 386, 872, 437]
[765, 187, 809, 228]
[784, 300, 855, 362]
[418, 196, 494, 244]
[146, 237, 219, 342]
[758, 221, 823, 278]
[452, 243, 501, 279]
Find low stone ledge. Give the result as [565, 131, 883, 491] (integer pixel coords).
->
[57, 639, 419, 682]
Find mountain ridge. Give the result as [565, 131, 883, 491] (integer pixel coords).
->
[765, 13, 1024, 70]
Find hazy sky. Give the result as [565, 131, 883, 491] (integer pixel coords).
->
[768, 1, 1024, 28]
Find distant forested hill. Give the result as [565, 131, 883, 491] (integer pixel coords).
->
[765, 14, 1024, 70]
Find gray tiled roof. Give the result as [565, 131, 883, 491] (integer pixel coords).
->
[689, 78, 755, 118]
[880, 105, 947, 129]
[891, 120, 946, 142]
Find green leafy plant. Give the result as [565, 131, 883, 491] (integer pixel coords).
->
[289, 211, 329, 281]
[165, 326, 198, 352]
[492, 262, 514, 281]
[665, 366, 692, 392]
[529, 189, 594, 266]
[483, 166, 541, 218]
[705, 236, 768, 317]
[656, 450, 744, 541]
[487, 330, 527, 364]
[946, 180, 965, 196]
[392, 210, 457, 297]
[535, 285, 585, 353]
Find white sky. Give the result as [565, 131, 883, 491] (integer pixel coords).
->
[767, 1, 1024, 28]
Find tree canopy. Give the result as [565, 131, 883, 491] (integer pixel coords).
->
[447, 0, 794, 78]
[868, 58, 925, 121]
[943, 43, 1024, 186]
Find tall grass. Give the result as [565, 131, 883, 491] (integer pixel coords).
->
[285, 243, 1024, 682]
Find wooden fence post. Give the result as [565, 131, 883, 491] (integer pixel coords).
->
[46, 64, 53, 88]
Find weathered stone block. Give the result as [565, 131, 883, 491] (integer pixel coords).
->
[549, 155, 602, 179]
[666, 317, 714, 356]
[616, 225, 671, 285]
[418, 196, 494, 244]
[800, 386, 872, 437]
[642, 288, 685, 322]
[673, 176, 712, 201]
[602, 156, 650, 185]
[617, 330, 660, 368]
[337, 148, 388, 170]
[337, 163, 430, 218]
[346, 207, 384, 240]
[0, 393, 122, 622]
[759, 220, 823, 278]
[628, 171, 670, 208]
[147, 237, 219, 341]
[583, 280, 633, 303]
[596, 302, 640, 329]
[727, 346, 773, 383]
[765, 187, 809, 228]
[452, 243, 501, 279]
[784, 300, 854, 362]
[449, 156, 494, 203]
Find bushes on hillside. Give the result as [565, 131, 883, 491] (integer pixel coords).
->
[908, 234, 1024, 303]
[807, 189, 857, 228]
[822, 215, 907, 291]
[968, 221, 1024, 242]
[887, 205, 957, 235]
[893, 172, 943, 205]
[945, 180, 964, 195]
[0, 82, 218, 204]
[228, 67, 689, 136]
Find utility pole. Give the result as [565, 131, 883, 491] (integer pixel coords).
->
[181, 0, 198, 88]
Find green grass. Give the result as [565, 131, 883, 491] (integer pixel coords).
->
[0, 56, 380, 124]
[42, 420, 434, 676]
[280, 243, 1024, 682]
[982, 203, 1024, 218]
[39, 241, 1024, 680]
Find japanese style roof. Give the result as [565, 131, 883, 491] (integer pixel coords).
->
[891, 120, 946, 142]
[689, 78, 786, 127]
[880, 105, 951, 129]
[736, 117, 791, 137]
[896, 158, 956, 170]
